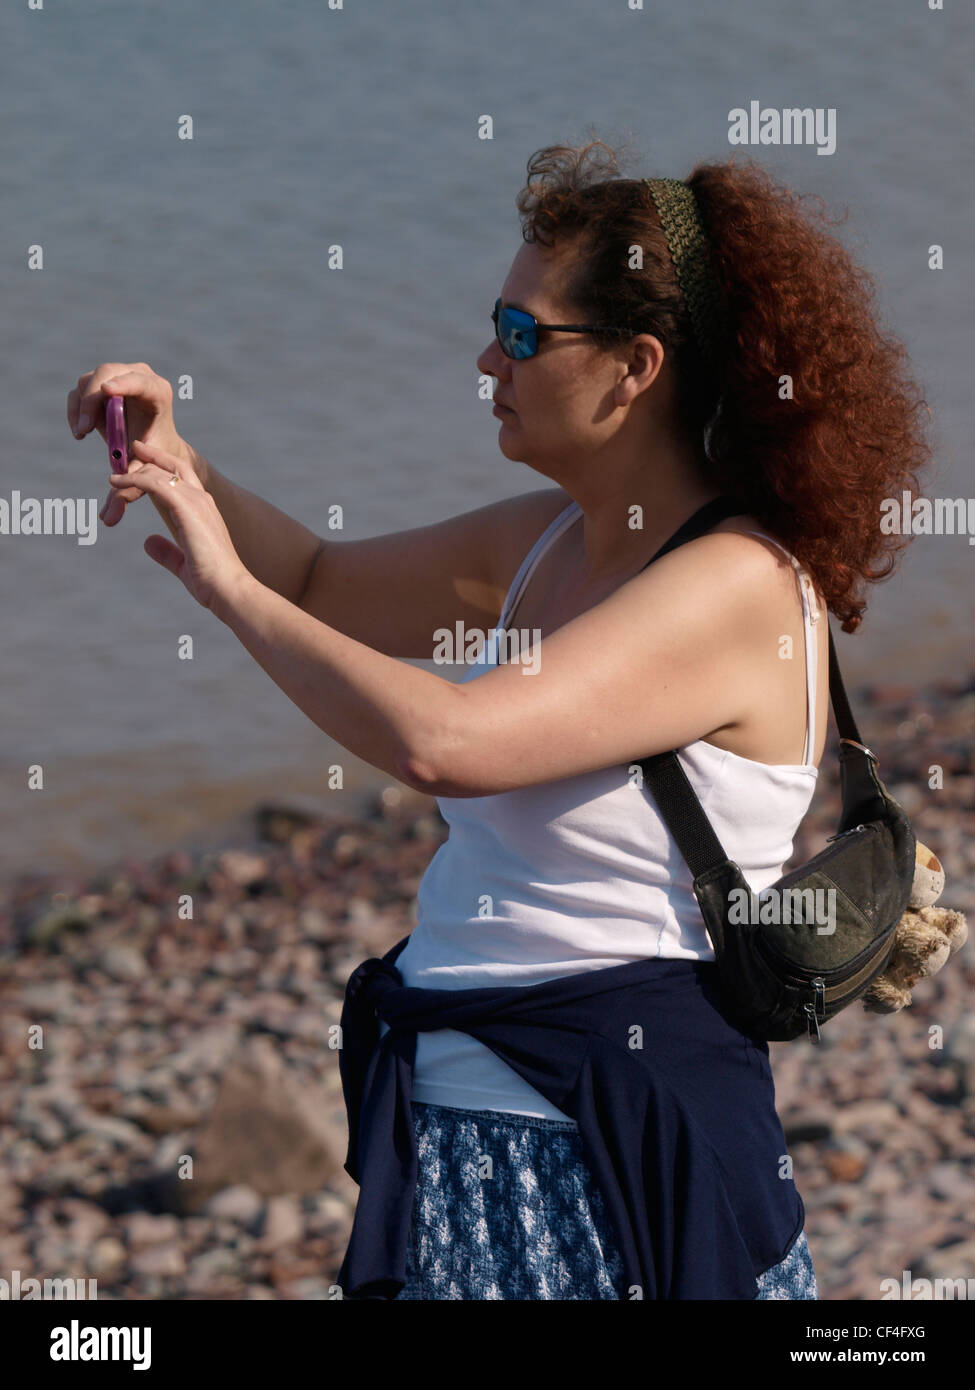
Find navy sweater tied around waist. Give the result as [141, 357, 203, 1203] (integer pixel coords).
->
[336, 935, 805, 1300]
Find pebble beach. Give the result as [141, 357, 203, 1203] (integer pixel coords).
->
[1, 672, 973, 1302]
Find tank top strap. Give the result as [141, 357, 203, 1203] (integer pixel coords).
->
[741, 531, 820, 766]
[500, 499, 581, 628]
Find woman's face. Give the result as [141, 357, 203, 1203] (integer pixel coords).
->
[476, 238, 631, 483]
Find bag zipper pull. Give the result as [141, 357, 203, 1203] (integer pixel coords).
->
[825, 823, 866, 843]
[804, 977, 826, 1043]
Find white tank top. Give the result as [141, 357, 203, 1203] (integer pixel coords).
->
[387, 499, 823, 1119]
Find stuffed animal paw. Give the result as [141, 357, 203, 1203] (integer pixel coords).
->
[862, 841, 968, 1015]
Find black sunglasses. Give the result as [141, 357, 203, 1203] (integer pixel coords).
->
[492, 297, 638, 360]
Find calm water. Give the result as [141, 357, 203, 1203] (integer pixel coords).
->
[2, 0, 972, 880]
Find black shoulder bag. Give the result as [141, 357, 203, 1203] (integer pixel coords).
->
[636, 495, 917, 1044]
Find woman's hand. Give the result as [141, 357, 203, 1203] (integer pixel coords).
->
[108, 438, 249, 614]
[67, 362, 203, 526]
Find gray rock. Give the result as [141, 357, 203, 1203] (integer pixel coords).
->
[54, 1198, 111, 1247]
[152, 1131, 196, 1174]
[97, 943, 149, 982]
[832, 1100, 901, 1135]
[166, 1024, 242, 1077]
[88, 1236, 127, 1277]
[315, 1192, 354, 1226]
[204, 1184, 265, 1229]
[217, 850, 271, 886]
[30, 1236, 89, 1278]
[18, 980, 77, 1013]
[297, 907, 335, 942]
[170, 1034, 344, 1213]
[122, 1212, 181, 1250]
[128, 1243, 186, 1278]
[259, 1195, 304, 1249]
[817, 1230, 862, 1264]
[79, 1113, 146, 1148]
[864, 1164, 902, 1196]
[185, 1247, 243, 1288]
[927, 1161, 975, 1203]
[281, 1275, 340, 1300]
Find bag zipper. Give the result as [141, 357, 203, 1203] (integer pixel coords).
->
[753, 924, 898, 1044]
[754, 916, 892, 986]
[825, 822, 867, 843]
[775, 822, 881, 888]
[801, 948, 892, 1043]
[745, 818, 893, 1043]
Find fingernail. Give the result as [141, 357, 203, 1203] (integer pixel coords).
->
[77, 414, 90, 434]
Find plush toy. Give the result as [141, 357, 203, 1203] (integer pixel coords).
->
[861, 840, 968, 1014]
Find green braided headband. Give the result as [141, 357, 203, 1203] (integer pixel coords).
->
[642, 177, 726, 370]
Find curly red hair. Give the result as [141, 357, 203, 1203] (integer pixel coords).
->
[514, 139, 932, 632]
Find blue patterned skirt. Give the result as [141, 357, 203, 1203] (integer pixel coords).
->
[395, 1100, 817, 1301]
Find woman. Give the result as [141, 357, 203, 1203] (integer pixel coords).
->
[69, 140, 930, 1300]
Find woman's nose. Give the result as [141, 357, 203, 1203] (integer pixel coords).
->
[477, 338, 507, 376]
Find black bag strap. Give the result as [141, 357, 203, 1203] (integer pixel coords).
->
[635, 496, 863, 879]
[826, 623, 863, 747]
[639, 494, 751, 568]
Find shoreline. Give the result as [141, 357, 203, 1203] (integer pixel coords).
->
[2, 666, 973, 906]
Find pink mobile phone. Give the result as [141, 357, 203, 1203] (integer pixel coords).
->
[106, 394, 128, 473]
